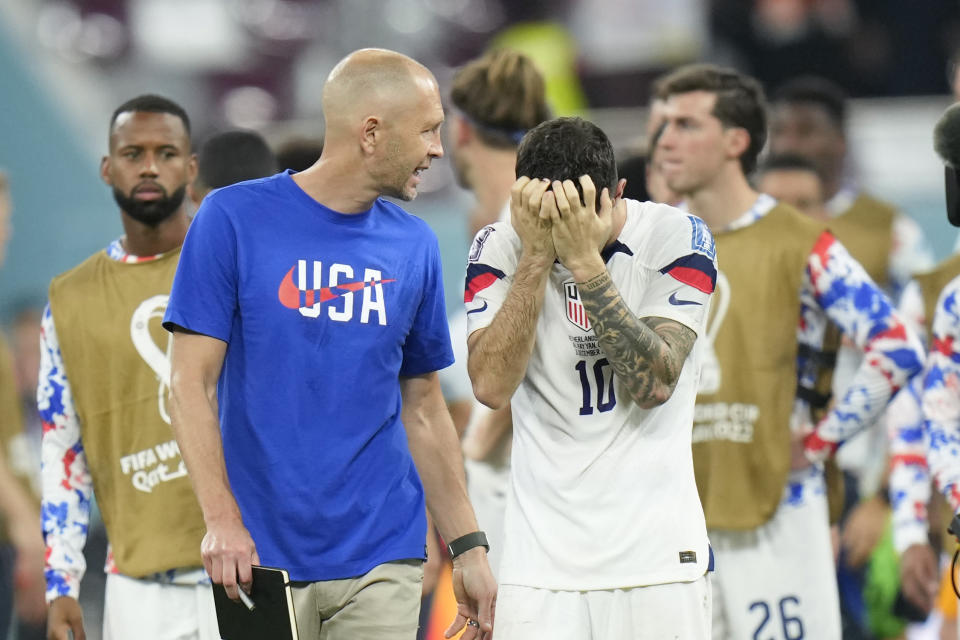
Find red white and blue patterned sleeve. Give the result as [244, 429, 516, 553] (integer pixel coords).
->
[888, 376, 932, 552]
[921, 276, 960, 514]
[38, 304, 92, 602]
[801, 231, 925, 462]
[887, 280, 932, 552]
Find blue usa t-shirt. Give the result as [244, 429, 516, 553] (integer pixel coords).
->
[163, 171, 453, 581]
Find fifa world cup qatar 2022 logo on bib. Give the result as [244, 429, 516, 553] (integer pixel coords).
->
[698, 270, 729, 395]
[130, 294, 173, 424]
[277, 259, 396, 324]
[126, 295, 192, 493]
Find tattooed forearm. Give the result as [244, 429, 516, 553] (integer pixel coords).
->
[579, 271, 609, 292]
[577, 271, 697, 408]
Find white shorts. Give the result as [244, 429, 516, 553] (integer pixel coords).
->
[464, 458, 509, 579]
[710, 469, 841, 640]
[103, 573, 219, 640]
[495, 576, 711, 640]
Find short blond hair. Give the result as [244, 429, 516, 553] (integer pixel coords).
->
[451, 49, 551, 148]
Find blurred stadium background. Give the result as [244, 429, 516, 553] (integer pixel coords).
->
[1, 1, 959, 638]
[2, 0, 959, 319]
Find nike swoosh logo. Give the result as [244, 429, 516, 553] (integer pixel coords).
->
[466, 301, 488, 315]
[278, 267, 395, 309]
[669, 292, 701, 306]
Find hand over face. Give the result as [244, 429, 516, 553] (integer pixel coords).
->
[543, 175, 612, 277]
[510, 177, 555, 262]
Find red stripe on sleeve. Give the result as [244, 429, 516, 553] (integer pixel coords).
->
[464, 273, 500, 303]
[666, 266, 714, 294]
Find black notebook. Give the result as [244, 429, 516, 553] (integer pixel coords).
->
[213, 565, 299, 640]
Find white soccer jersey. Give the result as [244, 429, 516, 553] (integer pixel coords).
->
[465, 198, 715, 590]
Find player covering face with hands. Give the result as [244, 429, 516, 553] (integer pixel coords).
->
[515, 175, 615, 280]
[512, 175, 694, 410]
[528, 176, 614, 271]
[468, 117, 713, 640]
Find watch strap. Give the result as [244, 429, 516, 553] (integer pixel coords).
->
[446, 531, 489, 559]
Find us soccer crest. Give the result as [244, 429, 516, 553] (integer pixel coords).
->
[563, 280, 591, 331]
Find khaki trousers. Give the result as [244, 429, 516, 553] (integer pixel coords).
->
[291, 559, 423, 640]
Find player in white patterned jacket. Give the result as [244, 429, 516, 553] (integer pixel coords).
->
[888, 101, 960, 619]
[655, 64, 923, 639]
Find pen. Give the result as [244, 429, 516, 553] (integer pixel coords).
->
[237, 587, 255, 612]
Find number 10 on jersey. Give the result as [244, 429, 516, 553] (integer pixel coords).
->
[576, 358, 616, 415]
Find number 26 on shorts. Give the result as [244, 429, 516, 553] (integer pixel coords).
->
[749, 596, 804, 640]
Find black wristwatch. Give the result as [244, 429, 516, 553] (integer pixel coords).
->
[447, 531, 489, 559]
